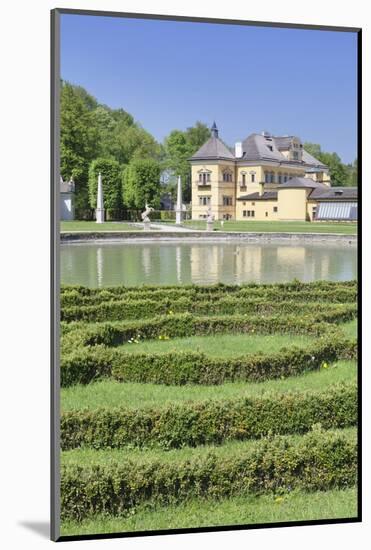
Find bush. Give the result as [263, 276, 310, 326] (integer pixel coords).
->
[60, 337, 356, 387]
[88, 158, 123, 210]
[60, 281, 357, 308]
[61, 312, 355, 356]
[60, 297, 357, 323]
[60, 428, 357, 520]
[60, 384, 357, 450]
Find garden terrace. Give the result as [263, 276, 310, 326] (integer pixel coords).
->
[60, 280, 358, 530]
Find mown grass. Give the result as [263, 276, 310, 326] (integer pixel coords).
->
[183, 220, 357, 235]
[113, 332, 317, 357]
[61, 360, 356, 411]
[339, 319, 357, 339]
[61, 427, 356, 466]
[61, 221, 139, 232]
[60, 487, 357, 535]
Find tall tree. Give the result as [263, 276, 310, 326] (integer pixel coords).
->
[122, 158, 161, 209]
[304, 142, 354, 187]
[60, 82, 100, 209]
[164, 121, 211, 201]
[88, 158, 123, 212]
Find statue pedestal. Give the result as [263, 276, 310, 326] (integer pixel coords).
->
[175, 210, 183, 225]
[96, 208, 104, 223]
[206, 221, 214, 232]
[143, 220, 151, 231]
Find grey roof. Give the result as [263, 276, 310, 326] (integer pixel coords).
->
[190, 136, 235, 161]
[237, 191, 278, 201]
[190, 130, 327, 169]
[301, 149, 327, 168]
[237, 183, 358, 203]
[310, 186, 358, 200]
[273, 136, 294, 150]
[60, 181, 75, 193]
[279, 177, 328, 190]
[240, 133, 285, 162]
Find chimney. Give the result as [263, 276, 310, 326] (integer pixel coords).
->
[235, 141, 243, 158]
[259, 182, 264, 197]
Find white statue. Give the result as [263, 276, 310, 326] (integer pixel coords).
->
[141, 203, 154, 222]
[206, 207, 214, 231]
[206, 207, 214, 223]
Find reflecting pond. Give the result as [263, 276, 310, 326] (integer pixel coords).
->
[60, 241, 357, 287]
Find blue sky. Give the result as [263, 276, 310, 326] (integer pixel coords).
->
[61, 14, 358, 164]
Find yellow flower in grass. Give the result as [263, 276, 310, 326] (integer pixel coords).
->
[321, 362, 329, 369]
[274, 496, 284, 504]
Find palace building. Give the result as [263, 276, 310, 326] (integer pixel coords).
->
[189, 123, 357, 222]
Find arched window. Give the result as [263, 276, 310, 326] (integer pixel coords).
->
[198, 170, 212, 185]
[223, 169, 233, 182]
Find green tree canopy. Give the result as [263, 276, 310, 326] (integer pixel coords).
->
[122, 158, 161, 209]
[164, 121, 211, 201]
[60, 81, 162, 213]
[88, 158, 123, 210]
[304, 142, 356, 187]
[60, 82, 100, 209]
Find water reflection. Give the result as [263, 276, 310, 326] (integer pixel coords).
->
[61, 241, 357, 288]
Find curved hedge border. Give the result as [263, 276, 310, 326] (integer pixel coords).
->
[61, 310, 356, 355]
[61, 282, 357, 309]
[61, 337, 356, 387]
[61, 384, 357, 450]
[61, 298, 356, 323]
[60, 428, 357, 520]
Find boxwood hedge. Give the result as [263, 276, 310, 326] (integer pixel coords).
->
[61, 310, 356, 356]
[60, 281, 357, 309]
[60, 337, 356, 387]
[60, 384, 357, 450]
[60, 428, 357, 520]
[61, 298, 357, 323]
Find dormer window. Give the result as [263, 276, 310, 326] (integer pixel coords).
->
[267, 145, 273, 152]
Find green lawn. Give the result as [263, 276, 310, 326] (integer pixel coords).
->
[61, 487, 357, 535]
[61, 220, 357, 234]
[61, 221, 140, 232]
[183, 220, 357, 235]
[113, 332, 316, 358]
[61, 360, 356, 411]
[339, 319, 358, 339]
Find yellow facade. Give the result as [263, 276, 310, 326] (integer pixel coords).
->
[277, 189, 308, 221]
[189, 127, 336, 222]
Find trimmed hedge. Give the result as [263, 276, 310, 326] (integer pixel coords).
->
[61, 298, 357, 323]
[61, 337, 357, 387]
[61, 311, 356, 354]
[60, 428, 357, 520]
[60, 282, 357, 309]
[61, 384, 357, 450]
